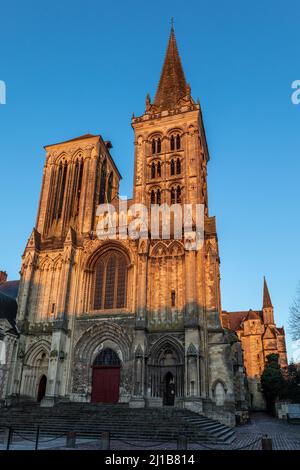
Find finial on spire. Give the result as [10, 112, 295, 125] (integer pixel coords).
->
[170, 17, 174, 31]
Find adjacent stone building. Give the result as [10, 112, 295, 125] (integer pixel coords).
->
[222, 278, 287, 410]
[0, 272, 19, 400]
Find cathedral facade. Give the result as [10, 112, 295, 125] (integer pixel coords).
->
[4, 28, 288, 425]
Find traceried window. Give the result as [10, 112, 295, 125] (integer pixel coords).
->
[152, 139, 156, 154]
[99, 159, 107, 204]
[171, 187, 175, 204]
[151, 162, 156, 179]
[151, 161, 162, 179]
[53, 161, 68, 221]
[150, 189, 161, 205]
[107, 172, 113, 203]
[170, 159, 175, 176]
[156, 189, 161, 205]
[151, 190, 155, 205]
[176, 158, 181, 175]
[170, 186, 182, 204]
[93, 251, 127, 310]
[157, 161, 161, 177]
[93, 348, 120, 366]
[170, 135, 175, 151]
[170, 134, 181, 151]
[151, 137, 162, 154]
[157, 138, 161, 153]
[171, 290, 176, 307]
[71, 159, 84, 217]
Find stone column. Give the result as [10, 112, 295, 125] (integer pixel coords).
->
[17, 249, 38, 322]
[136, 251, 148, 322]
[41, 322, 68, 407]
[82, 146, 98, 233]
[184, 250, 197, 324]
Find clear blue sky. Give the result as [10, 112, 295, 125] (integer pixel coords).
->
[1, 0, 300, 360]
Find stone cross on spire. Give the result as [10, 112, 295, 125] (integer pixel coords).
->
[154, 26, 188, 111]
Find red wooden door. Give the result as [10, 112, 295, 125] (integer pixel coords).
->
[91, 366, 120, 403]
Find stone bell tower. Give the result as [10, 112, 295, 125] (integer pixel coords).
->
[131, 27, 239, 424]
[132, 26, 209, 215]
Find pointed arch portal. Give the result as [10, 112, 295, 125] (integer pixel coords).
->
[147, 339, 184, 405]
[91, 348, 121, 403]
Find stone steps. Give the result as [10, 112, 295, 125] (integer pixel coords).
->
[0, 403, 235, 444]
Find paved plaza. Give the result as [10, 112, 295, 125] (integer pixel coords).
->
[1, 412, 300, 451]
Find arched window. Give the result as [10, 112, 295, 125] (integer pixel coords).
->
[72, 159, 84, 217]
[170, 159, 175, 176]
[99, 159, 107, 204]
[157, 161, 161, 177]
[177, 186, 181, 203]
[53, 161, 68, 221]
[107, 172, 113, 203]
[53, 163, 63, 219]
[93, 348, 120, 366]
[151, 190, 155, 205]
[171, 187, 175, 204]
[104, 255, 116, 309]
[157, 138, 161, 153]
[171, 290, 176, 307]
[152, 139, 156, 154]
[170, 135, 175, 151]
[151, 162, 156, 179]
[93, 251, 127, 310]
[156, 189, 161, 205]
[59, 163, 68, 218]
[176, 134, 181, 150]
[176, 158, 181, 175]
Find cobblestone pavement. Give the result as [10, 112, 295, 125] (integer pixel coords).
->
[67, 413, 300, 451]
[1, 413, 300, 450]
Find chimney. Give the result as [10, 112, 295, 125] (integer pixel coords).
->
[0, 271, 8, 283]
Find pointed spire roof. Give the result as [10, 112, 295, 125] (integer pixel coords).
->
[263, 277, 273, 308]
[154, 27, 188, 111]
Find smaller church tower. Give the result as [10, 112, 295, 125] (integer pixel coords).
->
[262, 277, 274, 325]
[221, 277, 287, 410]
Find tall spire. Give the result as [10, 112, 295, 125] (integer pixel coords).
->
[154, 27, 188, 111]
[263, 277, 273, 308]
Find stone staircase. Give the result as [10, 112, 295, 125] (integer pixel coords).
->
[0, 403, 235, 444]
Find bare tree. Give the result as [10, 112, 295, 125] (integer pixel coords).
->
[289, 282, 300, 341]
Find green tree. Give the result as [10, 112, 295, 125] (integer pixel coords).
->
[289, 282, 300, 341]
[283, 363, 300, 403]
[261, 354, 284, 413]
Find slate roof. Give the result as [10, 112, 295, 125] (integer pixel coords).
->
[0, 280, 19, 332]
[154, 27, 187, 111]
[44, 133, 98, 148]
[222, 310, 263, 331]
[0, 280, 19, 300]
[0, 291, 18, 328]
